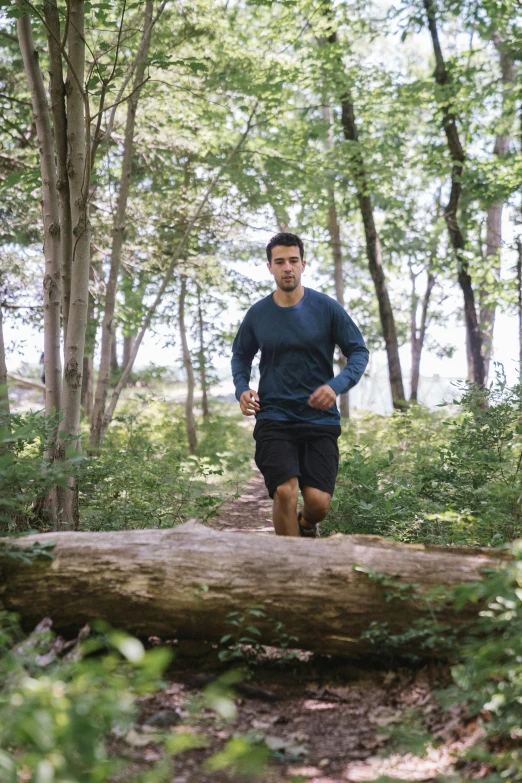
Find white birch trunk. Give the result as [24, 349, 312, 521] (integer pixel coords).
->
[90, 1, 154, 448]
[323, 106, 349, 418]
[56, 0, 91, 528]
[197, 286, 209, 417]
[480, 39, 515, 383]
[179, 276, 197, 454]
[0, 308, 9, 417]
[17, 10, 62, 418]
[43, 0, 73, 351]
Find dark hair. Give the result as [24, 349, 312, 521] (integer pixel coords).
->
[266, 232, 304, 264]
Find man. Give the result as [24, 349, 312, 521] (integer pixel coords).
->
[231, 232, 369, 537]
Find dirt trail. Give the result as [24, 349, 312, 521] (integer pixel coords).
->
[212, 469, 274, 533]
[125, 475, 481, 782]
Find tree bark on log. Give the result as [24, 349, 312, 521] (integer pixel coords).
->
[0, 522, 508, 658]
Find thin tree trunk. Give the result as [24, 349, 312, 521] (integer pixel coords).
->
[339, 98, 405, 407]
[99, 104, 258, 443]
[410, 264, 435, 402]
[197, 286, 209, 417]
[90, 1, 154, 448]
[81, 318, 94, 419]
[81, 274, 96, 417]
[17, 9, 62, 419]
[43, 0, 72, 351]
[318, 7, 405, 404]
[0, 308, 10, 417]
[123, 334, 135, 368]
[423, 0, 485, 386]
[480, 39, 515, 384]
[323, 105, 349, 418]
[110, 331, 119, 371]
[179, 277, 197, 454]
[517, 242, 522, 383]
[55, 0, 90, 529]
[0, 522, 509, 659]
[518, 239, 522, 382]
[320, 16, 404, 406]
[327, 190, 350, 418]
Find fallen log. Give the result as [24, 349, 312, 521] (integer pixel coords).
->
[0, 522, 509, 657]
[7, 373, 45, 391]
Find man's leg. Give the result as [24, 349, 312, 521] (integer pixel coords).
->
[300, 486, 332, 532]
[273, 477, 300, 536]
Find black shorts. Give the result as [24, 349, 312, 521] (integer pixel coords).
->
[253, 419, 341, 499]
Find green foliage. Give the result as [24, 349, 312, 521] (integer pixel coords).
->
[439, 541, 522, 780]
[0, 412, 81, 533]
[324, 373, 522, 547]
[0, 399, 252, 533]
[0, 615, 173, 783]
[218, 607, 299, 664]
[80, 398, 252, 530]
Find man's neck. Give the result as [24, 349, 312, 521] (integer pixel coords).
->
[272, 284, 305, 308]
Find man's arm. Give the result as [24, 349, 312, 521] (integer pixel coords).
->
[231, 311, 260, 415]
[327, 304, 369, 396]
[308, 303, 369, 410]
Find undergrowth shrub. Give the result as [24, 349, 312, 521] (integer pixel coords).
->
[79, 398, 253, 530]
[0, 398, 253, 533]
[324, 372, 522, 546]
[440, 541, 522, 781]
[0, 411, 79, 534]
[0, 614, 173, 783]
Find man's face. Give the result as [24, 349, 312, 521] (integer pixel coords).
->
[268, 245, 306, 292]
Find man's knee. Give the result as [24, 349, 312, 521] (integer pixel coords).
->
[303, 488, 331, 521]
[274, 478, 299, 505]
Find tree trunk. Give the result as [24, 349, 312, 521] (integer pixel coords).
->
[327, 191, 350, 418]
[43, 0, 72, 351]
[323, 105, 349, 418]
[0, 522, 509, 658]
[110, 331, 119, 372]
[81, 281, 96, 417]
[99, 106, 258, 443]
[90, 1, 154, 448]
[55, 0, 90, 529]
[318, 12, 405, 407]
[518, 239, 522, 382]
[0, 308, 10, 417]
[17, 9, 62, 418]
[319, 32, 406, 407]
[517, 237, 522, 383]
[197, 286, 209, 417]
[423, 0, 485, 386]
[81, 356, 93, 418]
[340, 97, 405, 406]
[123, 333, 135, 368]
[410, 264, 435, 402]
[480, 38, 515, 384]
[179, 277, 197, 454]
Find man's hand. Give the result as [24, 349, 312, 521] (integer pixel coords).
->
[308, 384, 336, 411]
[239, 389, 260, 416]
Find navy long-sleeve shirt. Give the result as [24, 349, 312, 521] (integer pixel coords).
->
[231, 287, 369, 425]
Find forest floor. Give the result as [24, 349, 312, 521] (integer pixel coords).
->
[115, 472, 483, 783]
